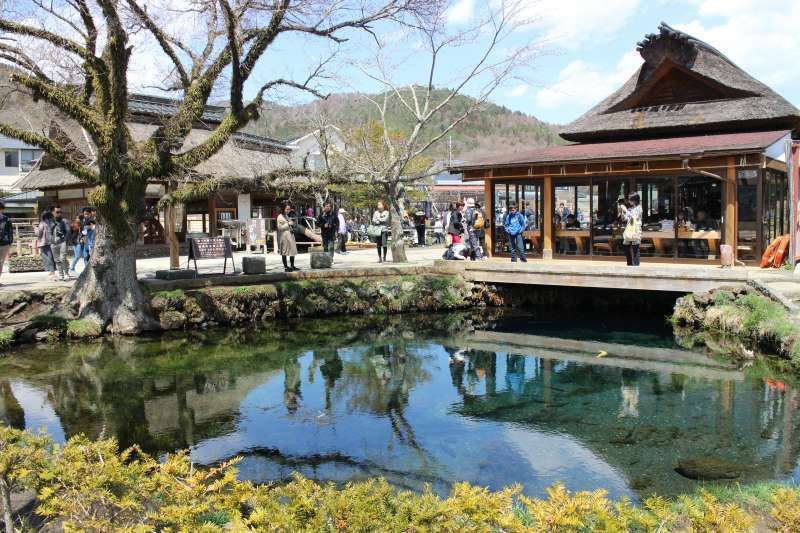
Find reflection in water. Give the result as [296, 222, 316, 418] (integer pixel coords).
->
[0, 312, 798, 499]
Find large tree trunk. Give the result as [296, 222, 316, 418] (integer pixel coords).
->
[69, 220, 158, 335]
[387, 183, 408, 263]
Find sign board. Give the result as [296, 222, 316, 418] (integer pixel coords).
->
[247, 218, 266, 247]
[187, 236, 236, 274]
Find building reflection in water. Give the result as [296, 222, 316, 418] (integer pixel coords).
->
[0, 323, 798, 499]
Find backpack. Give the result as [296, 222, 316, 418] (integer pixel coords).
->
[473, 210, 485, 230]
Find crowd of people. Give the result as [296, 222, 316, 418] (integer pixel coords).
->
[34, 205, 98, 281]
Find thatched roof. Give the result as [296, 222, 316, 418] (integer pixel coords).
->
[15, 123, 293, 190]
[0, 66, 294, 191]
[560, 23, 800, 142]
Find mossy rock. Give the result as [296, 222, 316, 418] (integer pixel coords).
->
[66, 319, 102, 339]
[160, 311, 187, 331]
[675, 458, 746, 480]
[0, 328, 15, 350]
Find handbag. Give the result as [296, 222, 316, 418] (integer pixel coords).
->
[622, 216, 639, 242]
[367, 225, 383, 238]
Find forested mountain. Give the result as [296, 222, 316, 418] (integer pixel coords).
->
[233, 89, 562, 160]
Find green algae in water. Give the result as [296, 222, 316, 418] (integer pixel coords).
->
[0, 312, 798, 501]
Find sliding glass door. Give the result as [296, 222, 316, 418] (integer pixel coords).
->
[492, 181, 542, 256]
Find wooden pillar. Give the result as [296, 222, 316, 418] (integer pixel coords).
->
[484, 178, 493, 257]
[208, 195, 217, 236]
[542, 175, 553, 259]
[166, 203, 179, 269]
[726, 157, 737, 259]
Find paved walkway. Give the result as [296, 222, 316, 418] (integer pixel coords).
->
[0, 245, 792, 295]
[0, 246, 446, 292]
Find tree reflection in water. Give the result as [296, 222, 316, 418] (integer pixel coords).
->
[0, 311, 798, 499]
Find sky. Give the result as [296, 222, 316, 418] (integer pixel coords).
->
[120, 0, 800, 127]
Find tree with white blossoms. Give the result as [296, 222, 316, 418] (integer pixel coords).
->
[326, 0, 540, 262]
[0, 0, 429, 333]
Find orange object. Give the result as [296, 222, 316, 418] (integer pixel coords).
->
[761, 236, 783, 268]
[772, 235, 790, 268]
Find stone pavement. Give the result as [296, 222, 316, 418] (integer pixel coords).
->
[0, 246, 446, 292]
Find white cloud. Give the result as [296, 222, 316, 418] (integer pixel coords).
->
[507, 83, 530, 98]
[534, 50, 641, 111]
[673, 1, 800, 90]
[528, 0, 641, 48]
[446, 0, 476, 25]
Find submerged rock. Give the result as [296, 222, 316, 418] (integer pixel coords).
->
[675, 458, 745, 480]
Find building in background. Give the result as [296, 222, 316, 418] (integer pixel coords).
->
[0, 134, 42, 193]
[452, 23, 799, 264]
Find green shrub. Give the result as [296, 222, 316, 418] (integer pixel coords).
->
[0, 329, 14, 351]
[65, 319, 102, 339]
[0, 427, 790, 531]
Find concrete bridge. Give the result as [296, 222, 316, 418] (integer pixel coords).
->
[437, 259, 756, 293]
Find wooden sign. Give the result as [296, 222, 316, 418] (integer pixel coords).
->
[187, 236, 236, 274]
[247, 218, 266, 247]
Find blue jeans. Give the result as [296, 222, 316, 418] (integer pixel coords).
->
[70, 244, 87, 270]
[507, 233, 525, 261]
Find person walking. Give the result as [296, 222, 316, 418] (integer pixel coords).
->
[447, 200, 464, 245]
[474, 201, 487, 258]
[337, 208, 348, 254]
[503, 201, 527, 262]
[316, 200, 339, 261]
[464, 198, 482, 260]
[84, 218, 96, 260]
[51, 206, 70, 280]
[277, 201, 299, 272]
[443, 203, 454, 244]
[413, 209, 427, 247]
[68, 217, 86, 275]
[371, 200, 390, 263]
[36, 211, 57, 280]
[0, 201, 12, 286]
[622, 192, 642, 266]
[433, 214, 444, 244]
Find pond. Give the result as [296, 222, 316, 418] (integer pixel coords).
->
[0, 311, 798, 500]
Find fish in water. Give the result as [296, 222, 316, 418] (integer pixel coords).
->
[596, 351, 608, 358]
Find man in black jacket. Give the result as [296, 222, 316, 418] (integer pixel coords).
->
[316, 200, 339, 260]
[0, 201, 13, 285]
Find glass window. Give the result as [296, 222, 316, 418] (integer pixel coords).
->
[677, 176, 722, 259]
[20, 149, 42, 171]
[637, 177, 675, 258]
[4, 150, 18, 168]
[591, 178, 628, 257]
[762, 169, 788, 249]
[492, 183, 510, 255]
[554, 183, 591, 256]
[492, 182, 542, 256]
[736, 169, 759, 261]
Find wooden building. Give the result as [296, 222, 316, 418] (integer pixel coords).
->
[452, 24, 800, 263]
[11, 93, 302, 244]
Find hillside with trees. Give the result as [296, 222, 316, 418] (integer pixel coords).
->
[237, 89, 562, 160]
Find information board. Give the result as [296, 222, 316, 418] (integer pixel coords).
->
[247, 218, 266, 247]
[187, 236, 236, 274]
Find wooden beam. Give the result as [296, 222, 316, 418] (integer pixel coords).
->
[726, 156, 737, 260]
[542, 175, 553, 259]
[208, 195, 217, 236]
[484, 179, 493, 257]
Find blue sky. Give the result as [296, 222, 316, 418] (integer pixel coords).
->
[127, 0, 800, 126]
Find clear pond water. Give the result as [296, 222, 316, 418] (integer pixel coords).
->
[1, 311, 798, 500]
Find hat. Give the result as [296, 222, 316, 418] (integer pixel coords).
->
[415, 210, 424, 216]
[465, 198, 476, 208]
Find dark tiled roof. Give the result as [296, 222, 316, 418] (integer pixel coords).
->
[560, 23, 800, 142]
[128, 94, 227, 123]
[451, 130, 790, 170]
